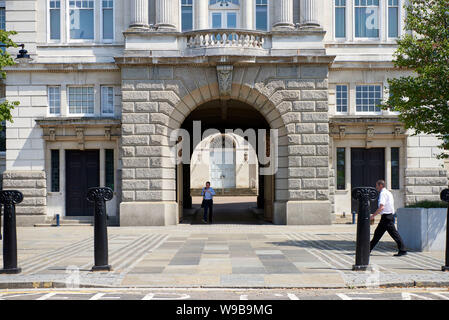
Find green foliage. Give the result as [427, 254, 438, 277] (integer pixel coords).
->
[405, 200, 448, 208]
[383, 0, 449, 158]
[0, 29, 19, 126]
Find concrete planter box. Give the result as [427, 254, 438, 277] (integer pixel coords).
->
[396, 207, 447, 252]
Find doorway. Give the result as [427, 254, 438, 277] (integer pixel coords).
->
[351, 148, 385, 214]
[65, 149, 100, 216]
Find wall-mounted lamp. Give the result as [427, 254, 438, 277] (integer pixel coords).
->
[15, 44, 32, 63]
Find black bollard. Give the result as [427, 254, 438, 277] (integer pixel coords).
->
[351, 187, 378, 271]
[87, 187, 113, 272]
[440, 189, 449, 272]
[0, 190, 23, 274]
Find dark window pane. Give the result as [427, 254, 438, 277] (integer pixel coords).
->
[391, 147, 399, 189]
[105, 149, 114, 191]
[181, 6, 193, 31]
[50, 9, 61, 40]
[335, 7, 345, 37]
[337, 147, 345, 190]
[256, 5, 268, 31]
[51, 150, 60, 192]
[103, 8, 113, 39]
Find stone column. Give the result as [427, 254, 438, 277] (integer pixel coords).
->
[130, 0, 149, 28]
[300, 0, 321, 27]
[272, 0, 294, 30]
[196, 0, 209, 30]
[156, 0, 179, 30]
[242, 0, 254, 30]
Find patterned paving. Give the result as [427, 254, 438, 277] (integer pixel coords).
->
[0, 226, 448, 288]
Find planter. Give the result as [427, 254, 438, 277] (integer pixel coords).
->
[396, 207, 447, 252]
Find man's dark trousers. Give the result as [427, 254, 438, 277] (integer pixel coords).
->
[370, 214, 406, 252]
[203, 200, 213, 223]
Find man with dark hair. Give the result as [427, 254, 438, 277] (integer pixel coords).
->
[370, 179, 407, 256]
[201, 181, 215, 224]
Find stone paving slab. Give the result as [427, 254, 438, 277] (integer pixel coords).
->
[0, 224, 448, 288]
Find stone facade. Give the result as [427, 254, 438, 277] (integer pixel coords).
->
[2, 0, 447, 226]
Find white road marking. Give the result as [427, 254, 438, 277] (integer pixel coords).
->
[431, 292, 449, 300]
[401, 292, 433, 300]
[336, 293, 373, 300]
[36, 293, 57, 300]
[287, 293, 299, 300]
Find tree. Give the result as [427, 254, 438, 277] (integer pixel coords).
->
[0, 29, 19, 151]
[384, 0, 449, 157]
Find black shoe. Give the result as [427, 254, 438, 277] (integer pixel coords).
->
[394, 251, 407, 256]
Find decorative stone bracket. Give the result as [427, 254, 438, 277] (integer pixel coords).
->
[217, 65, 233, 100]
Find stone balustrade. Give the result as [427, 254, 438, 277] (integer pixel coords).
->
[185, 29, 266, 49]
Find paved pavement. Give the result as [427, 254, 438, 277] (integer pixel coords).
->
[0, 224, 448, 289]
[0, 197, 447, 289]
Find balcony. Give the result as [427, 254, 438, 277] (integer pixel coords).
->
[185, 29, 266, 50]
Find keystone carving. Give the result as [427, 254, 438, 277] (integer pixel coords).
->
[217, 65, 233, 99]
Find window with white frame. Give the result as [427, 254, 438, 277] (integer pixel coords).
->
[334, 0, 346, 38]
[49, 0, 61, 40]
[69, 0, 95, 40]
[256, 0, 268, 31]
[48, 87, 61, 115]
[210, 0, 240, 29]
[68, 87, 94, 114]
[356, 85, 382, 113]
[354, 0, 379, 38]
[101, 86, 114, 115]
[0, 5, 5, 31]
[102, 0, 114, 40]
[181, 0, 193, 32]
[388, 0, 399, 38]
[336, 85, 348, 113]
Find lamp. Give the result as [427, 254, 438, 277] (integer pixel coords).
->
[15, 44, 32, 63]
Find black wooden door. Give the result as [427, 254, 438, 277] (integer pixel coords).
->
[66, 150, 100, 216]
[351, 148, 385, 214]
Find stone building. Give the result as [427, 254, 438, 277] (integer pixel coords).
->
[2, 0, 447, 226]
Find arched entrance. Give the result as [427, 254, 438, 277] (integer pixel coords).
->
[175, 99, 276, 224]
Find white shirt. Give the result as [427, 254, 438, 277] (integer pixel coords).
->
[378, 188, 395, 215]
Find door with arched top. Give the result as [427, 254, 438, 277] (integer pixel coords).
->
[209, 135, 236, 189]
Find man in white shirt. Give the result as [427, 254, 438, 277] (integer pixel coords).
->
[370, 180, 407, 256]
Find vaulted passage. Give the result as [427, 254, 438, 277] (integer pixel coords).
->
[176, 99, 275, 225]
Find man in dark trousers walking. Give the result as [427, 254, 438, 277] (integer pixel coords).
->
[370, 180, 407, 256]
[201, 181, 215, 224]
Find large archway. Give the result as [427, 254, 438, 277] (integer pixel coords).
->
[175, 99, 275, 224]
[119, 64, 333, 226]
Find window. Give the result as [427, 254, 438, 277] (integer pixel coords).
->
[0, 6, 5, 30]
[51, 150, 60, 192]
[391, 147, 399, 189]
[256, 0, 268, 31]
[105, 149, 114, 191]
[337, 148, 345, 190]
[354, 0, 379, 38]
[210, 0, 240, 29]
[48, 86, 61, 115]
[68, 87, 94, 114]
[69, 0, 94, 40]
[335, 0, 346, 38]
[181, 0, 193, 31]
[49, 0, 61, 40]
[101, 86, 114, 115]
[356, 85, 382, 113]
[388, 0, 399, 38]
[336, 85, 348, 113]
[102, 0, 114, 40]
